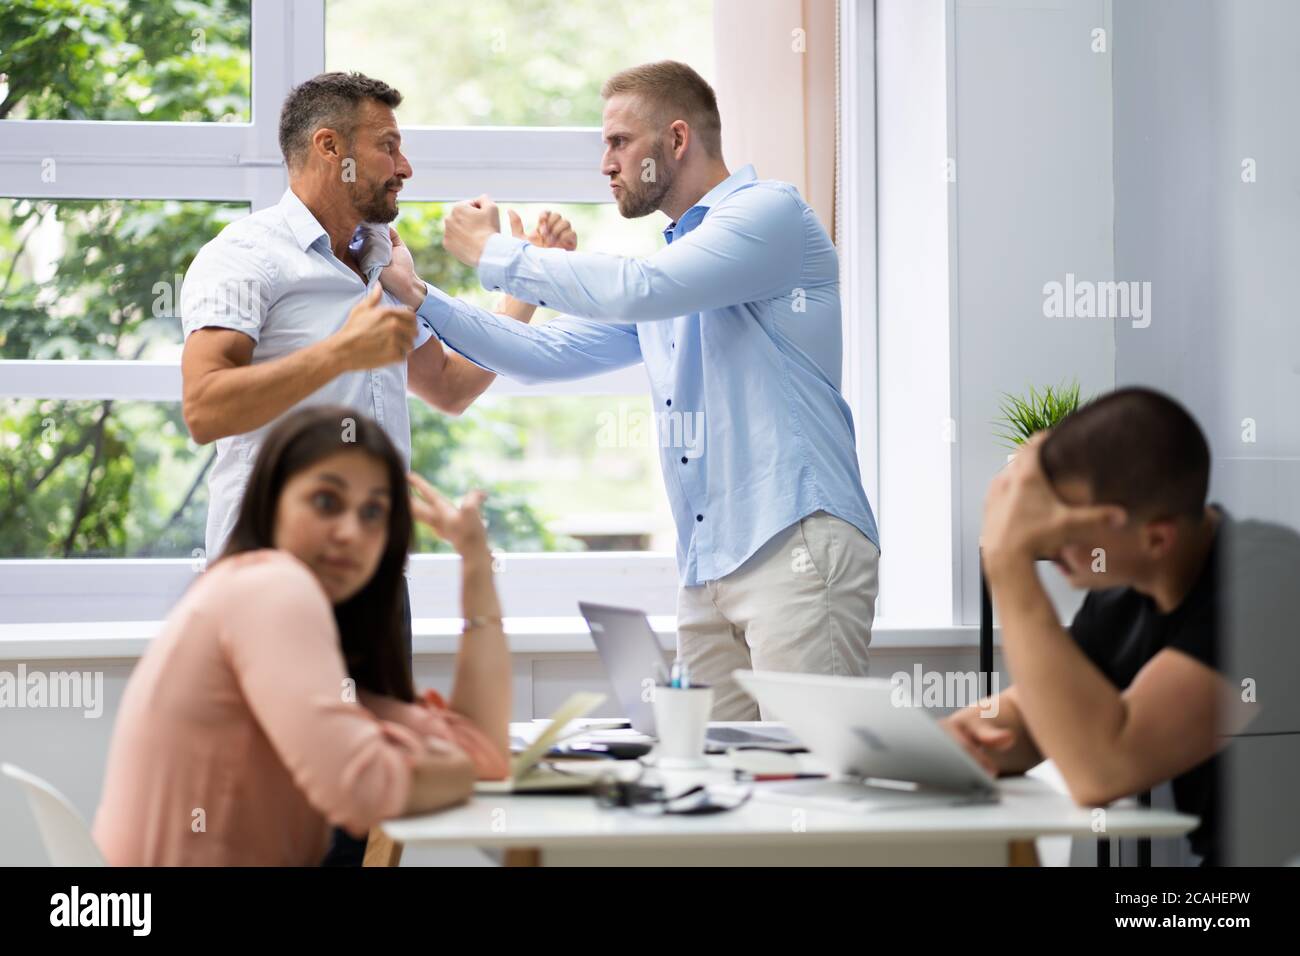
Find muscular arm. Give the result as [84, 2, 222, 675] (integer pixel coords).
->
[986, 553, 1231, 807]
[407, 293, 536, 417]
[944, 684, 1044, 776]
[183, 232, 429, 433]
[181, 328, 347, 444]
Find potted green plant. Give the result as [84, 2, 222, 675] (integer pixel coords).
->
[993, 381, 1084, 457]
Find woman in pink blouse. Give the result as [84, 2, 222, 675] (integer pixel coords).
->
[92, 406, 511, 866]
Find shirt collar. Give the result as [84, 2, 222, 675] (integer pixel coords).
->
[663, 164, 758, 242]
[279, 187, 330, 252]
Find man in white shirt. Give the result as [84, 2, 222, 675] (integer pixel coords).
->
[179, 71, 574, 868]
[180, 71, 574, 560]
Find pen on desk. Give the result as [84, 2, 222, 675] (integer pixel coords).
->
[735, 772, 828, 782]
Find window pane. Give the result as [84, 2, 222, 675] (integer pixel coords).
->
[1, 200, 676, 558]
[395, 199, 673, 554]
[0, 0, 251, 122]
[410, 395, 674, 555]
[325, 0, 714, 127]
[0, 399, 209, 558]
[0, 198, 248, 361]
[0, 396, 674, 558]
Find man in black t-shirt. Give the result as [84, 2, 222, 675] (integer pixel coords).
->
[940, 387, 1261, 865]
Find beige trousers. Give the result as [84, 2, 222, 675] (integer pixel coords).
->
[676, 511, 880, 721]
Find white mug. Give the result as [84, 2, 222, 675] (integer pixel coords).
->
[651, 685, 714, 769]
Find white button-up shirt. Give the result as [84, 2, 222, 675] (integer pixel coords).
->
[180, 188, 432, 558]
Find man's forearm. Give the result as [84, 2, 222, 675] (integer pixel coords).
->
[496, 292, 538, 324]
[406, 289, 535, 415]
[951, 687, 1043, 774]
[985, 554, 1129, 797]
[184, 337, 346, 444]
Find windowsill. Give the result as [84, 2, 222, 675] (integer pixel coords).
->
[0, 618, 997, 662]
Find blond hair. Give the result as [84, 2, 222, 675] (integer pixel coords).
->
[601, 61, 722, 158]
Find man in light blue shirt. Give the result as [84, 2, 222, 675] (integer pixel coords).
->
[380, 61, 880, 720]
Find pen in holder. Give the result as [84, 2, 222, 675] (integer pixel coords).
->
[650, 678, 713, 770]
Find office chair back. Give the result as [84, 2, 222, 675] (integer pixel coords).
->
[1, 762, 107, 866]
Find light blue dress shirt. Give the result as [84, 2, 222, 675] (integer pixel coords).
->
[180, 188, 433, 557]
[415, 165, 879, 586]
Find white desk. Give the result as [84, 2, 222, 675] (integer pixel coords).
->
[380, 727, 1197, 867]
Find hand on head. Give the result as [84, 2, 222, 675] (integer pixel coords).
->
[981, 432, 1126, 563]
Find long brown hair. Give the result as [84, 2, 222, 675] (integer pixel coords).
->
[217, 405, 414, 702]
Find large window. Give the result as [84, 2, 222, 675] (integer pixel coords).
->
[325, 0, 713, 127]
[0, 198, 248, 362]
[0, 0, 252, 122]
[0, 195, 676, 559]
[0, 0, 711, 620]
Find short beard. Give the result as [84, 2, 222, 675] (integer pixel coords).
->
[616, 140, 674, 219]
[349, 177, 400, 223]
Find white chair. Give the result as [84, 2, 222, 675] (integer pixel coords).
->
[1, 763, 106, 866]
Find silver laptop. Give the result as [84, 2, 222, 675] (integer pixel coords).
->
[733, 670, 999, 810]
[577, 602, 802, 753]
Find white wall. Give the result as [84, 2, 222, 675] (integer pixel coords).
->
[1114, 0, 1300, 529]
[878, 0, 1118, 627]
[1112, 0, 1300, 866]
[949, 0, 1116, 624]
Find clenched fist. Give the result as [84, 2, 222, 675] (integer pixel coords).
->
[443, 194, 501, 268]
[333, 283, 418, 370]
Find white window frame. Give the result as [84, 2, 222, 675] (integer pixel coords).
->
[838, 0, 879, 525]
[0, 0, 878, 624]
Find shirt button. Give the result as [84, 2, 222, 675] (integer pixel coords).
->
[666, 399, 672, 407]
[696, 514, 704, 522]
[539, 300, 547, 307]
[680, 456, 688, 464]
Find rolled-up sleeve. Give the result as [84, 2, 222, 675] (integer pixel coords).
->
[217, 553, 424, 836]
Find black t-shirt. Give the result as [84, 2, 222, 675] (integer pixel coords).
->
[1068, 512, 1223, 864]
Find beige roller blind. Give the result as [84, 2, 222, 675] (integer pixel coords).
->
[712, 0, 839, 237]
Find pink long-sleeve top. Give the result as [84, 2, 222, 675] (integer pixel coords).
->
[91, 549, 508, 866]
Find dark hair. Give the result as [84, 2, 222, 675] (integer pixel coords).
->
[601, 60, 723, 158]
[278, 71, 403, 170]
[218, 406, 414, 702]
[1040, 387, 1211, 520]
